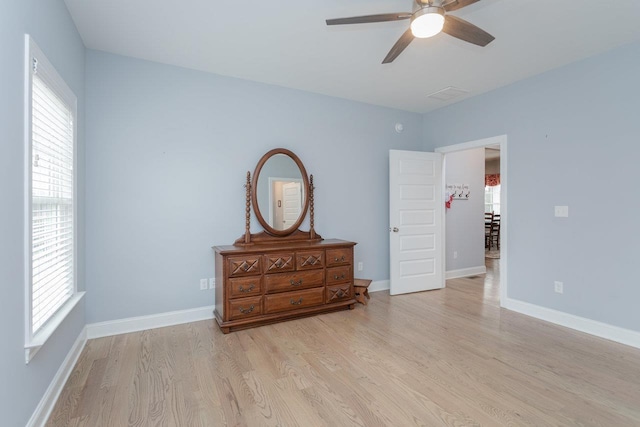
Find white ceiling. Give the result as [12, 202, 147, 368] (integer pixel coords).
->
[64, 0, 640, 113]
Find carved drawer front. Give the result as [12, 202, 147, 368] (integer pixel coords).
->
[228, 296, 263, 321]
[228, 255, 262, 277]
[326, 284, 352, 303]
[264, 287, 324, 314]
[295, 250, 324, 270]
[229, 276, 262, 299]
[264, 253, 295, 273]
[326, 248, 352, 267]
[264, 270, 324, 294]
[326, 266, 352, 285]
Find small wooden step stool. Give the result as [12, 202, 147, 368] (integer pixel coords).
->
[354, 279, 372, 305]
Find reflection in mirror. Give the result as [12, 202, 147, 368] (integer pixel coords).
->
[256, 154, 305, 231]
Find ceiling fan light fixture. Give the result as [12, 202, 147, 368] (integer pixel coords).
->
[410, 7, 445, 38]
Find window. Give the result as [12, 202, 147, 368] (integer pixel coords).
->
[485, 184, 501, 214]
[24, 35, 83, 363]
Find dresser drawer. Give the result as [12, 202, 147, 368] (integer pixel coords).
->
[264, 287, 324, 314]
[228, 296, 262, 320]
[326, 266, 351, 285]
[296, 250, 324, 270]
[326, 284, 352, 303]
[229, 276, 262, 299]
[326, 248, 352, 266]
[264, 253, 295, 273]
[228, 255, 262, 277]
[265, 269, 324, 293]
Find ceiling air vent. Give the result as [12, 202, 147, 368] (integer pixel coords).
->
[427, 86, 470, 101]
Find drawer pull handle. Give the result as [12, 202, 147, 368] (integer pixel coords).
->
[275, 260, 283, 268]
[290, 279, 303, 286]
[334, 274, 346, 280]
[290, 298, 303, 305]
[334, 256, 346, 262]
[239, 284, 255, 293]
[242, 264, 250, 271]
[239, 305, 255, 314]
[337, 290, 345, 298]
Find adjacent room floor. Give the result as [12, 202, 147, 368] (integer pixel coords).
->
[47, 259, 640, 425]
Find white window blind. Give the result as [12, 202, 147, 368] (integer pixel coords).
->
[31, 71, 75, 333]
[26, 36, 78, 345]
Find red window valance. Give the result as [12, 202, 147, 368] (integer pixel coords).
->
[485, 174, 500, 187]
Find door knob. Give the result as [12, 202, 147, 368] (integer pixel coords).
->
[392, 227, 399, 232]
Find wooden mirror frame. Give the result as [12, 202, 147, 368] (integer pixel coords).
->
[234, 148, 321, 246]
[252, 148, 309, 237]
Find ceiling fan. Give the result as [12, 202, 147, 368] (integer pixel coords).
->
[326, 0, 494, 64]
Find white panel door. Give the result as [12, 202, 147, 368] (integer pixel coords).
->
[389, 150, 444, 295]
[282, 181, 302, 228]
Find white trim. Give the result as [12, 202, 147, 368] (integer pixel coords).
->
[368, 280, 390, 293]
[436, 135, 508, 306]
[445, 266, 487, 280]
[24, 34, 34, 352]
[86, 305, 215, 339]
[25, 292, 85, 363]
[26, 326, 87, 427]
[503, 297, 640, 350]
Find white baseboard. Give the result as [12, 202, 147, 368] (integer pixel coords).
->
[445, 265, 487, 280]
[368, 280, 390, 293]
[27, 326, 87, 427]
[86, 305, 215, 339]
[503, 297, 640, 350]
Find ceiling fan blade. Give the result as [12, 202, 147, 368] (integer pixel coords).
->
[442, 15, 494, 47]
[442, 0, 481, 12]
[382, 29, 415, 64]
[326, 13, 411, 26]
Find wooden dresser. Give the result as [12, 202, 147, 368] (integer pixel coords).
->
[214, 239, 356, 333]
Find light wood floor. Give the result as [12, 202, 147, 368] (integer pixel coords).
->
[47, 259, 640, 426]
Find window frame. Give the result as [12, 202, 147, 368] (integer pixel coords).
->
[485, 184, 501, 215]
[24, 35, 84, 363]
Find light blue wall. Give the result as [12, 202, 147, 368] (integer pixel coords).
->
[423, 41, 640, 332]
[0, 1, 85, 425]
[444, 148, 485, 272]
[84, 50, 423, 323]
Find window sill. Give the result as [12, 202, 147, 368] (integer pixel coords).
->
[25, 292, 85, 364]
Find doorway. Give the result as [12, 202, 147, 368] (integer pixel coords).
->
[436, 135, 508, 306]
[484, 146, 501, 256]
[268, 177, 304, 231]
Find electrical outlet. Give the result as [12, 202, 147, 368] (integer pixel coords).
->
[453, 251, 458, 259]
[209, 278, 215, 289]
[357, 262, 363, 271]
[554, 281, 563, 294]
[200, 278, 208, 290]
[554, 206, 569, 217]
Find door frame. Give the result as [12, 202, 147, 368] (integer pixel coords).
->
[435, 134, 508, 306]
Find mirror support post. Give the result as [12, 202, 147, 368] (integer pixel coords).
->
[244, 171, 252, 245]
[309, 174, 316, 240]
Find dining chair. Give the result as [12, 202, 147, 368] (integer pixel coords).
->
[489, 215, 500, 250]
[485, 212, 494, 248]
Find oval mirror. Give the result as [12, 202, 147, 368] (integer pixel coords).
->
[252, 148, 309, 236]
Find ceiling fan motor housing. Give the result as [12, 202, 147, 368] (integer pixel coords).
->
[415, 0, 446, 8]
